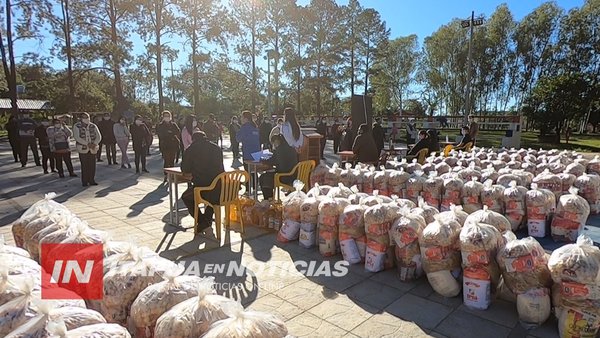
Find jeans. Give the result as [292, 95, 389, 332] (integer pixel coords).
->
[54, 152, 74, 176]
[79, 152, 97, 185]
[116, 138, 130, 165]
[20, 137, 40, 165]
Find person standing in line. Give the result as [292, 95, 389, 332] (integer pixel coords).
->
[237, 110, 261, 189]
[269, 118, 283, 143]
[203, 113, 221, 144]
[181, 115, 198, 151]
[5, 115, 20, 162]
[372, 118, 385, 155]
[156, 110, 181, 181]
[259, 134, 299, 200]
[73, 112, 102, 186]
[468, 115, 479, 145]
[130, 115, 151, 174]
[259, 115, 273, 150]
[340, 117, 354, 152]
[47, 118, 77, 178]
[97, 113, 117, 165]
[228, 115, 241, 159]
[316, 117, 327, 160]
[143, 117, 153, 156]
[34, 118, 55, 174]
[18, 112, 41, 167]
[281, 107, 303, 151]
[352, 123, 379, 163]
[113, 116, 132, 169]
[331, 118, 341, 154]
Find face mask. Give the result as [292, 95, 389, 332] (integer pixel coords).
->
[163, 117, 171, 122]
[192, 121, 198, 127]
[54, 124, 61, 128]
[41, 121, 50, 126]
[233, 119, 238, 123]
[120, 119, 125, 124]
[82, 118, 90, 124]
[135, 120, 142, 125]
[104, 116, 110, 120]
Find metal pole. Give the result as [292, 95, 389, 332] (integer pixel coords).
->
[170, 58, 176, 105]
[464, 11, 474, 125]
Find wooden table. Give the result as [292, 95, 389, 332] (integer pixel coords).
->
[244, 160, 274, 200]
[384, 146, 408, 157]
[338, 151, 356, 164]
[164, 167, 191, 227]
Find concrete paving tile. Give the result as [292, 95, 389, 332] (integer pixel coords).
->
[247, 294, 304, 321]
[435, 309, 512, 338]
[428, 332, 450, 338]
[385, 293, 453, 330]
[427, 292, 463, 310]
[523, 315, 559, 338]
[458, 300, 519, 328]
[307, 271, 367, 293]
[345, 261, 377, 278]
[308, 295, 377, 331]
[346, 279, 404, 310]
[274, 278, 339, 311]
[351, 311, 432, 338]
[369, 268, 420, 292]
[285, 312, 348, 338]
[409, 277, 435, 298]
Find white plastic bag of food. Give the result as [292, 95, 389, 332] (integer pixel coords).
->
[412, 197, 439, 225]
[588, 155, 600, 176]
[364, 204, 395, 273]
[299, 194, 322, 249]
[440, 175, 463, 212]
[533, 169, 562, 200]
[497, 174, 521, 188]
[422, 172, 443, 211]
[459, 222, 502, 299]
[573, 173, 600, 214]
[462, 177, 484, 214]
[22, 210, 72, 260]
[565, 162, 586, 177]
[327, 183, 354, 199]
[516, 287, 551, 329]
[153, 278, 243, 338]
[557, 306, 600, 338]
[130, 265, 205, 338]
[324, 163, 342, 187]
[318, 197, 342, 257]
[11, 193, 71, 248]
[373, 168, 389, 196]
[310, 163, 329, 187]
[338, 204, 367, 264]
[464, 206, 511, 234]
[278, 182, 306, 243]
[502, 181, 527, 231]
[551, 187, 591, 243]
[202, 307, 288, 338]
[558, 173, 576, 197]
[0, 236, 30, 259]
[405, 171, 425, 203]
[391, 211, 426, 282]
[388, 168, 410, 197]
[406, 159, 422, 175]
[47, 320, 131, 338]
[497, 237, 552, 295]
[525, 184, 556, 238]
[438, 204, 468, 227]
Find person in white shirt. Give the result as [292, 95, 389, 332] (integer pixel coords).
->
[113, 116, 132, 169]
[73, 112, 102, 186]
[281, 107, 303, 150]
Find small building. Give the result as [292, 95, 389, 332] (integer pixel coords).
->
[0, 99, 53, 115]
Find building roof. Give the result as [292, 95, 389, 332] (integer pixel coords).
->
[0, 99, 52, 110]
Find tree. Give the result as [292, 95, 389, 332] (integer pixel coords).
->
[281, 3, 311, 112]
[524, 73, 592, 143]
[341, 0, 363, 97]
[357, 8, 389, 95]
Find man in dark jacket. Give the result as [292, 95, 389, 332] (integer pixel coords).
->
[96, 113, 117, 164]
[331, 118, 341, 154]
[203, 113, 221, 144]
[18, 113, 40, 167]
[352, 123, 379, 163]
[181, 131, 225, 232]
[259, 134, 299, 200]
[156, 110, 181, 181]
[372, 118, 385, 155]
[229, 116, 241, 159]
[407, 130, 429, 157]
[34, 119, 55, 174]
[259, 115, 273, 150]
[5, 115, 20, 162]
[316, 118, 327, 159]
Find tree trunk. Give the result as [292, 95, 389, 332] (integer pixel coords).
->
[4, 0, 18, 116]
[350, 44, 355, 97]
[192, 13, 200, 116]
[364, 34, 370, 95]
[250, 7, 257, 113]
[109, 0, 124, 117]
[273, 26, 280, 115]
[296, 39, 301, 112]
[155, 0, 164, 114]
[61, 0, 75, 112]
[316, 58, 321, 116]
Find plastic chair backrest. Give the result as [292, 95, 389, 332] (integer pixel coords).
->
[416, 148, 429, 165]
[295, 160, 316, 191]
[218, 170, 250, 205]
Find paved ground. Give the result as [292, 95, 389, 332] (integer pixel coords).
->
[1, 136, 595, 338]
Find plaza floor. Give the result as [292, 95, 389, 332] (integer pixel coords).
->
[1, 137, 595, 338]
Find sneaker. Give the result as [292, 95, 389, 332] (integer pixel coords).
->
[82, 183, 88, 187]
[97, 159, 103, 162]
[69, 173, 78, 177]
[127, 164, 132, 169]
[90, 182, 98, 186]
[113, 162, 119, 165]
[51, 170, 58, 173]
[136, 169, 140, 174]
[21, 164, 25, 168]
[44, 170, 48, 174]
[142, 169, 149, 173]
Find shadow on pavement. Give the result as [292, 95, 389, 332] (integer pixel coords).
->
[127, 184, 169, 217]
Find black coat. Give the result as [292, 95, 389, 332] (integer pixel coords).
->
[156, 121, 181, 152]
[259, 122, 273, 145]
[130, 123, 151, 152]
[97, 119, 116, 144]
[408, 138, 429, 156]
[352, 132, 379, 163]
[181, 138, 225, 204]
[372, 123, 385, 151]
[264, 143, 298, 185]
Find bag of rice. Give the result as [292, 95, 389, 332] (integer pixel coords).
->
[47, 320, 131, 338]
[497, 173, 521, 188]
[557, 172, 576, 196]
[374, 168, 390, 196]
[406, 159, 422, 175]
[299, 193, 322, 249]
[464, 206, 511, 234]
[277, 182, 306, 243]
[339, 205, 367, 264]
[444, 157, 459, 167]
[327, 183, 354, 199]
[362, 167, 377, 194]
[348, 192, 368, 205]
[405, 171, 425, 204]
[573, 173, 600, 214]
[481, 165, 499, 184]
[130, 265, 206, 338]
[525, 184, 556, 238]
[440, 175, 463, 212]
[565, 163, 586, 177]
[153, 278, 243, 338]
[388, 168, 410, 198]
[551, 187, 590, 243]
[339, 163, 353, 187]
[459, 163, 482, 183]
[516, 287, 551, 329]
[438, 204, 468, 226]
[318, 198, 342, 257]
[419, 214, 462, 297]
[588, 155, 600, 175]
[100, 248, 178, 325]
[533, 169, 562, 200]
[520, 162, 537, 174]
[393, 196, 416, 211]
[310, 162, 329, 187]
[360, 191, 391, 207]
[324, 163, 342, 187]
[502, 181, 527, 231]
[481, 180, 505, 214]
[307, 183, 331, 198]
[497, 237, 552, 295]
[390, 210, 426, 282]
[514, 170, 534, 188]
[422, 172, 443, 211]
[364, 204, 395, 273]
[11, 193, 71, 248]
[202, 307, 287, 338]
[412, 197, 439, 225]
[434, 162, 451, 175]
[462, 177, 484, 214]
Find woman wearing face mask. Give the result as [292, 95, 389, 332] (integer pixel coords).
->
[130, 115, 151, 174]
[259, 134, 298, 200]
[48, 119, 77, 178]
[406, 130, 429, 158]
[269, 118, 283, 146]
[34, 119, 56, 174]
[455, 126, 473, 150]
[281, 107, 303, 151]
[113, 116, 132, 169]
[156, 110, 181, 178]
[73, 112, 102, 186]
[181, 115, 198, 151]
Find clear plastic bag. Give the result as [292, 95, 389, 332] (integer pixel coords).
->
[480, 180, 505, 214]
[464, 205, 511, 234]
[310, 163, 329, 187]
[411, 197, 439, 225]
[318, 197, 343, 257]
[339, 204, 367, 264]
[588, 155, 600, 176]
[47, 320, 131, 338]
[438, 204, 468, 227]
[278, 182, 306, 243]
[364, 204, 395, 272]
[497, 236, 552, 294]
[551, 187, 591, 243]
[419, 214, 462, 274]
[391, 211, 426, 282]
[461, 177, 484, 214]
[441, 175, 463, 212]
[573, 173, 600, 214]
[202, 307, 288, 338]
[502, 181, 527, 231]
[525, 184, 556, 238]
[11, 193, 71, 248]
[422, 172, 443, 211]
[533, 169, 562, 200]
[405, 171, 425, 204]
[0, 236, 30, 259]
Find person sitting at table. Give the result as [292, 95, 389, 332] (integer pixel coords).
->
[406, 130, 429, 158]
[352, 123, 379, 163]
[427, 129, 440, 154]
[181, 131, 225, 233]
[455, 126, 473, 150]
[259, 134, 299, 200]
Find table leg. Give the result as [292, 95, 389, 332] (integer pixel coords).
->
[253, 170, 258, 200]
[175, 175, 179, 226]
[168, 173, 174, 225]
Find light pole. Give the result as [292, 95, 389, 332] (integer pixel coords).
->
[461, 11, 484, 124]
[266, 49, 276, 115]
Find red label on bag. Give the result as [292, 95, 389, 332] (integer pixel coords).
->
[424, 245, 452, 261]
[367, 222, 390, 236]
[462, 250, 490, 266]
